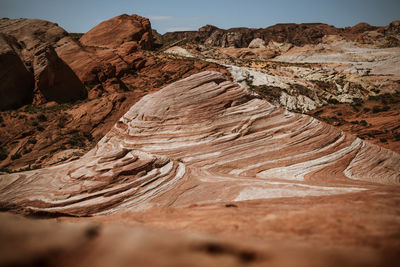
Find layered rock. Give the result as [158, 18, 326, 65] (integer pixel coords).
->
[0, 72, 398, 216]
[0, 34, 33, 110]
[80, 14, 153, 50]
[32, 45, 86, 104]
[162, 21, 400, 48]
[0, 18, 87, 108]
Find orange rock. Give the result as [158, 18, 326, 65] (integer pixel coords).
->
[80, 14, 153, 50]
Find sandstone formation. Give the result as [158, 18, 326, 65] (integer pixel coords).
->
[33, 45, 86, 104]
[162, 21, 400, 48]
[0, 33, 33, 110]
[0, 72, 398, 216]
[248, 38, 266, 48]
[80, 14, 153, 50]
[0, 18, 87, 108]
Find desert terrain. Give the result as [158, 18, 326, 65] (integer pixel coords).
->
[0, 14, 399, 267]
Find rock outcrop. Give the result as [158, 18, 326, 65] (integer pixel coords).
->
[0, 72, 398, 216]
[0, 34, 33, 110]
[0, 18, 87, 108]
[162, 21, 400, 48]
[248, 38, 266, 48]
[33, 45, 86, 104]
[80, 14, 153, 50]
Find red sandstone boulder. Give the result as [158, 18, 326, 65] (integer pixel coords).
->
[80, 14, 153, 50]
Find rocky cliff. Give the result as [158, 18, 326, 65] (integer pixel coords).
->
[162, 21, 400, 48]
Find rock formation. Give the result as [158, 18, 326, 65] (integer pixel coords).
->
[0, 18, 87, 108]
[0, 72, 398, 216]
[162, 21, 400, 48]
[248, 38, 266, 48]
[33, 45, 86, 104]
[0, 33, 33, 110]
[80, 14, 153, 50]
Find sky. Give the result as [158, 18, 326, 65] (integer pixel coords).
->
[0, 0, 399, 34]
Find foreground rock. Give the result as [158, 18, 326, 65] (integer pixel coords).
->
[33, 45, 86, 104]
[0, 72, 398, 216]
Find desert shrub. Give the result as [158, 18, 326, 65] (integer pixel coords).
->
[380, 138, 387, 143]
[83, 131, 93, 142]
[337, 111, 342, 116]
[360, 120, 368, 126]
[382, 105, 390, 112]
[363, 107, 371, 112]
[37, 114, 47, 122]
[394, 133, 400, 141]
[57, 115, 68, 128]
[352, 97, 363, 106]
[31, 121, 38, 126]
[327, 98, 339, 104]
[22, 148, 32, 154]
[27, 138, 37, 144]
[372, 106, 381, 113]
[68, 133, 85, 148]
[0, 147, 8, 160]
[37, 126, 45, 131]
[350, 120, 359, 124]
[11, 153, 21, 160]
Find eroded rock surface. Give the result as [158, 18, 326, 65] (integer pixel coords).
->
[0, 72, 398, 217]
[0, 18, 87, 107]
[80, 14, 153, 50]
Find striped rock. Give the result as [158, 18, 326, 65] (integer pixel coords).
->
[0, 71, 399, 216]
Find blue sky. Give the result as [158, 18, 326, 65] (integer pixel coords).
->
[0, 0, 399, 33]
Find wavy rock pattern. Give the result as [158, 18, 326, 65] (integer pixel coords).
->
[0, 71, 399, 216]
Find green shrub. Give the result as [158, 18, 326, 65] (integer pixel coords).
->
[380, 138, 387, 143]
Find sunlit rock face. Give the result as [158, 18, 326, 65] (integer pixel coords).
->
[0, 71, 398, 216]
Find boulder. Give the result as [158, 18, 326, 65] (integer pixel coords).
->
[80, 14, 153, 50]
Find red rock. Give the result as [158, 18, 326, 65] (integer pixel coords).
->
[33, 45, 87, 104]
[0, 18, 87, 105]
[80, 14, 153, 50]
[0, 71, 398, 216]
[0, 33, 34, 110]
